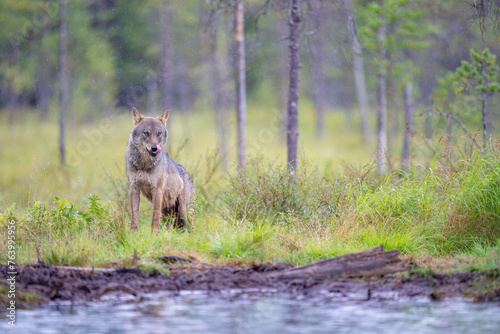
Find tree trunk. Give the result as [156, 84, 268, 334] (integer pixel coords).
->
[287, 0, 301, 171]
[58, 0, 68, 166]
[401, 81, 413, 169]
[209, 10, 228, 167]
[160, 3, 172, 128]
[376, 14, 388, 174]
[39, 0, 51, 121]
[234, 0, 247, 169]
[343, 0, 372, 144]
[482, 94, 492, 147]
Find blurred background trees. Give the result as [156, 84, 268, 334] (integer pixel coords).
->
[1, 0, 500, 170]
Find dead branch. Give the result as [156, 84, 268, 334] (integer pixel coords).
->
[35, 244, 44, 264]
[428, 109, 481, 149]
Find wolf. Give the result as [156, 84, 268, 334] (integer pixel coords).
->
[126, 107, 195, 233]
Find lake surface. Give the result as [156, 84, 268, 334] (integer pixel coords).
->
[3, 291, 500, 334]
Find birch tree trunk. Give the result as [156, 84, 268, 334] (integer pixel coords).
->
[376, 13, 388, 174]
[59, 0, 68, 166]
[234, 0, 247, 169]
[287, 0, 301, 171]
[342, 0, 372, 144]
[401, 80, 413, 169]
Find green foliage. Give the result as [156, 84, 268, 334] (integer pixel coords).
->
[360, 0, 430, 50]
[435, 48, 500, 108]
[209, 221, 275, 261]
[81, 193, 110, 223]
[43, 240, 92, 266]
[0, 204, 16, 227]
[0, 0, 46, 94]
[464, 239, 500, 272]
[356, 0, 434, 107]
[357, 224, 425, 253]
[359, 0, 431, 58]
[219, 158, 351, 226]
[432, 48, 500, 142]
[352, 150, 500, 254]
[19, 193, 112, 242]
[0, 0, 117, 114]
[457, 48, 500, 95]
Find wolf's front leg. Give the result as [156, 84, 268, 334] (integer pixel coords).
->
[130, 184, 140, 231]
[151, 186, 163, 233]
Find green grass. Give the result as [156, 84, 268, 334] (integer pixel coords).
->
[0, 104, 499, 270]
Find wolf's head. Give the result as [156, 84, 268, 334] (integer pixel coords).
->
[130, 107, 169, 157]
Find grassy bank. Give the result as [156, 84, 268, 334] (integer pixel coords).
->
[1, 106, 499, 271]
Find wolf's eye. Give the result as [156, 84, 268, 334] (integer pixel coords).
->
[157, 131, 162, 137]
[143, 131, 150, 137]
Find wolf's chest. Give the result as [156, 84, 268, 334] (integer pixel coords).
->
[132, 170, 183, 204]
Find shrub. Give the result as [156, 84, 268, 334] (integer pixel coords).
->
[16, 193, 113, 242]
[219, 158, 353, 227]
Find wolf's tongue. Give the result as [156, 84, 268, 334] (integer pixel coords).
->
[154, 146, 161, 155]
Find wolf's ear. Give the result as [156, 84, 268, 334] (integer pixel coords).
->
[157, 110, 170, 127]
[132, 107, 144, 126]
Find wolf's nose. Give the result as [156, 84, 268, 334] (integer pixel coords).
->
[151, 145, 158, 153]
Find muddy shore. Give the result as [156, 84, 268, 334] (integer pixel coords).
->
[1, 262, 499, 307]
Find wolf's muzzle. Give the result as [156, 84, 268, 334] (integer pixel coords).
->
[148, 144, 162, 157]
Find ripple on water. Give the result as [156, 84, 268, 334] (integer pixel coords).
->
[4, 291, 500, 334]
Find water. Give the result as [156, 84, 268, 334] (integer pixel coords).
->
[3, 291, 500, 334]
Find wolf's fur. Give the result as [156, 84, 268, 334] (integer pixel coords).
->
[126, 107, 195, 233]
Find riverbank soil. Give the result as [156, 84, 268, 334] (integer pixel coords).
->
[1, 262, 499, 308]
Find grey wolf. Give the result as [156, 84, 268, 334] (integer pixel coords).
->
[126, 107, 195, 233]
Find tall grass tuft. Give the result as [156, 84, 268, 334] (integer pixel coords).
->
[219, 157, 352, 227]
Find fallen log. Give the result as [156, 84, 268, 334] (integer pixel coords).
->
[20, 263, 116, 272]
[269, 245, 409, 281]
